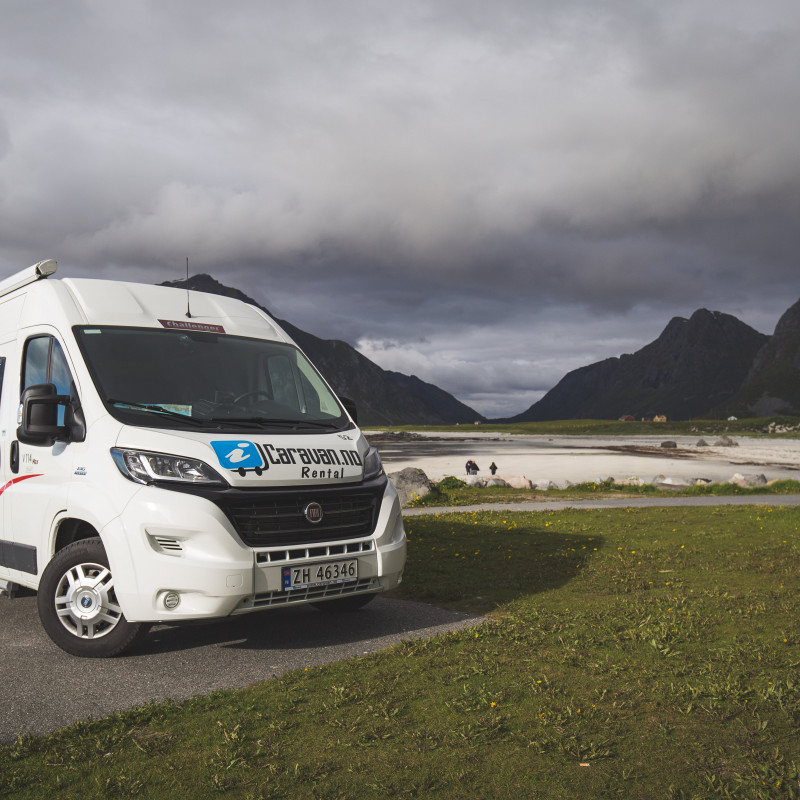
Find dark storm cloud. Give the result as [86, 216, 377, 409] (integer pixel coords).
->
[1, 0, 799, 416]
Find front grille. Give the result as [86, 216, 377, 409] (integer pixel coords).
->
[217, 480, 386, 548]
[256, 539, 374, 564]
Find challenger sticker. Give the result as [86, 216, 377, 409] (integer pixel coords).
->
[159, 319, 226, 333]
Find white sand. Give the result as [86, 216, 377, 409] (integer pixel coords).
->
[369, 432, 800, 486]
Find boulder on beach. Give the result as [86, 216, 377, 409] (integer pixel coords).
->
[616, 477, 644, 486]
[661, 440, 678, 449]
[485, 477, 510, 488]
[388, 467, 433, 507]
[504, 475, 534, 489]
[714, 435, 739, 447]
[653, 474, 693, 490]
[729, 472, 767, 488]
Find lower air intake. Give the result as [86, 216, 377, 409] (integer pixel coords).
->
[252, 577, 379, 607]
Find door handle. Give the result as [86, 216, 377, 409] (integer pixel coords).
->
[10, 440, 19, 474]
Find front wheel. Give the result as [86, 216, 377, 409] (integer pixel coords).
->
[37, 538, 150, 658]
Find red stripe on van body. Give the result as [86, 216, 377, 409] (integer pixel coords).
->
[0, 474, 43, 497]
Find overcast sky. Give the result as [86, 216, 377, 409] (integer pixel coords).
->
[2, 1, 799, 417]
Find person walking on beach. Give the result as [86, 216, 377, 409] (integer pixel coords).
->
[489, 462, 498, 475]
[470, 461, 479, 475]
[465, 460, 473, 475]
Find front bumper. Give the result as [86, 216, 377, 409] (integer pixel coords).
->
[101, 478, 406, 622]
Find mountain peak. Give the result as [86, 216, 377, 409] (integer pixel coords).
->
[512, 307, 769, 421]
[161, 274, 270, 314]
[773, 298, 800, 340]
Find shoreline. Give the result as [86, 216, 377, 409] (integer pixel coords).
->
[367, 431, 800, 487]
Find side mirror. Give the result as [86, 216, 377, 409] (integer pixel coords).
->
[17, 383, 72, 445]
[340, 396, 358, 424]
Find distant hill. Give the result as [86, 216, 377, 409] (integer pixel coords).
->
[384, 371, 485, 424]
[161, 274, 484, 426]
[720, 298, 800, 417]
[509, 309, 770, 421]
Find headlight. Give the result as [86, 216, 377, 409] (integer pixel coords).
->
[363, 445, 384, 480]
[111, 448, 226, 486]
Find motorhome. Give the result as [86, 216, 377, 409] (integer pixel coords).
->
[0, 260, 406, 657]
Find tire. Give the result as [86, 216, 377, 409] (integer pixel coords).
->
[311, 593, 377, 612]
[37, 538, 150, 658]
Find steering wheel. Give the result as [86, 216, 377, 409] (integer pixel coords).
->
[233, 390, 272, 405]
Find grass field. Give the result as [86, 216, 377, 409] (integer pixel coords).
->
[2, 505, 799, 799]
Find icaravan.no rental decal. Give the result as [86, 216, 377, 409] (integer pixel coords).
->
[210, 439, 364, 478]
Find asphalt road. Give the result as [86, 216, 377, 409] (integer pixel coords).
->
[0, 594, 479, 744]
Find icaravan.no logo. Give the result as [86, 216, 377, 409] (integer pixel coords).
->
[210, 440, 364, 479]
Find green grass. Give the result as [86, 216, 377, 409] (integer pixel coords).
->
[409, 477, 800, 508]
[371, 415, 800, 437]
[3, 506, 800, 799]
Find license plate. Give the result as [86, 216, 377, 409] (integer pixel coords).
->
[282, 559, 358, 590]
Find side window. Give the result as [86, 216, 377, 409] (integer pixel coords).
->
[22, 337, 50, 389]
[21, 336, 74, 424]
[49, 342, 72, 397]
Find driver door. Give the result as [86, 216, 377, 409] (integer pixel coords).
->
[5, 334, 76, 584]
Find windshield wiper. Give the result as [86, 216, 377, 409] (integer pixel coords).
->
[106, 399, 204, 425]
[197, 416, 278, 429]
[204, 416, 342, 431]
[290, 419, 345, 430]
[204, 416, 290, 424]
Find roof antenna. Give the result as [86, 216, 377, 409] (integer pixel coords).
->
[185, 256, 193, 318]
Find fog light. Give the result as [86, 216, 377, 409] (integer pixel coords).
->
[163, 591, 181, 610]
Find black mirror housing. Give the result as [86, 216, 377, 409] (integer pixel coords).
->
[17, 383, 72, 445]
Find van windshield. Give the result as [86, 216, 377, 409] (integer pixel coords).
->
[73, 326, 351, 432]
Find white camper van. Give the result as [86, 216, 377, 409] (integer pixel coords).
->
[0, 260, 406, 657]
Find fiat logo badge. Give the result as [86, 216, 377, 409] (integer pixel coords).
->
[304, 502, 323, 524]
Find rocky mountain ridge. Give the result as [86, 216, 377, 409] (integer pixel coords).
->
[511, 302, 800, 421]
[165, 274, 800, 423]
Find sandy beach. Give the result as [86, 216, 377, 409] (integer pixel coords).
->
[368, 432, 800, 486]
